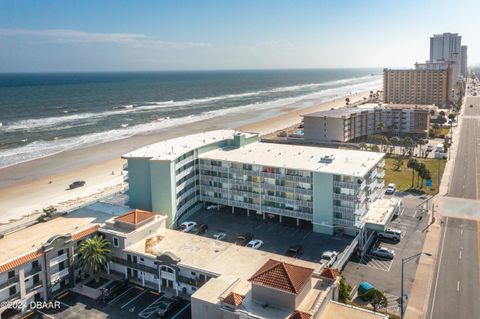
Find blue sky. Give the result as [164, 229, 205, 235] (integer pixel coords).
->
[0, 0, 478, 72]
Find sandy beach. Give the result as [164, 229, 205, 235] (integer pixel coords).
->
[0, 90, 376, 227]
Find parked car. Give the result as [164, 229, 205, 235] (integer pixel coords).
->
[385, 183, 396, 195]
[236, 233, 254, 246]
[426, 145, 433, 152]
[470, 104, 474, 108]
[156, 297, 182, 318]
[69, 180, 86, 189]
[213, 232, 226, 240]
[371, 246, 395, 259]
[285, 245, 303, 258]
[377, 228, 401, 242]
[206, 204, 224, 210]
[177, 221, 197, 233]
[319, 251, 338, 267]
[246, 239, 263, 249]
[193, 223, 208, 235]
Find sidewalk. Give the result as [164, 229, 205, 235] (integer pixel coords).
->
[404, 99, 465, 319]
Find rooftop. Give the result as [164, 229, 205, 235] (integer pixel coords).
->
[199, 142, 384, 177]
[304, 103, 432, 119]
[365, 197, 401, 227]
[248, 259, 314, 294]
[319, 301, 388, 319]
[115, 209, 155, 225]
[0, 202, 129, 265]
[122, 129, 256, 161]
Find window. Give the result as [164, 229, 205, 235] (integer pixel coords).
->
[112, 237, 119, 248]
[33, 274, 40, 284]
[191, 272, 196, 276]
[58, 249, 64, 256]
[9, 286, 16, 296]
[8, 271, 15, 279]
[32, 260, 39, 269]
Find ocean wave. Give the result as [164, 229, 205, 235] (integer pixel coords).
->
[1, 75, 380, 132]
[0, 75, 382, 168]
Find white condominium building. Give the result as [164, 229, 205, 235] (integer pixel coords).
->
[123, 130, 388, 236]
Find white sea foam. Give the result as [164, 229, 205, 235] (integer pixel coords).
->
[1, 75, 379, 132]
[0, 75, 382, 168]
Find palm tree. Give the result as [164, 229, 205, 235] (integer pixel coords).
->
[417, 138, 425, 156]
[407, 158, 419, 187]
[376, 122, 385, 133]
[77, 235, 112, 282]
[359, 142, 367, 151]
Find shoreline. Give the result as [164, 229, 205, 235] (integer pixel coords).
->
[0, 90, 376, 226]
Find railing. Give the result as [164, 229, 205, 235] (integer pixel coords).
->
[176, 187, 197, 206]
[175, 155, 195, 170]
[176, 197, 200, 217]
[175, 177, 197, 194]
[333, 234, 359, 270]
[333, 193, 358, 202]
[175, 166, 195, 182]
[25, 265, 42, 278]
[111, 256, 157, 274]
[50, 268, 69, 283]
[26, 281, 43, 294]
[0, 276, 19, 290]
[49, 253, 68, 267]
[200, 165, 312, 183]
[333, 180, 366, 190]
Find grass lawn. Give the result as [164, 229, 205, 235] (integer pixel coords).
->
[384, 156, 446, 195]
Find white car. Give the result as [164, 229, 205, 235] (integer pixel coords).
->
[371, 246, 395, 259]
[246, 239, 263, 249]
[378, 228, 401, 242]
[177, 221, 197, 233]
[213, 232, 226, 240]
[319, 251, 338, 267]
[206, 204, 224, 210]
[385, 183, 396, 195]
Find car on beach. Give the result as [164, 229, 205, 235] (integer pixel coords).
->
[69, 181, 86, 189]
[177, 221, 197, 233]
[246, 239, 263, 249]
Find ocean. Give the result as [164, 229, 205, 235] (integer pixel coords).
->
[0, 69, 382, 168]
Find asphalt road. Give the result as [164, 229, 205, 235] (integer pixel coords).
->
[427, 92, 480, 319]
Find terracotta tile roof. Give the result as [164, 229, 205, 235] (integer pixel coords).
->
[0, 250, 43, 273]
[248, 259, 314, 294]
[115, 209, 155, 225]
[320, 268, 340, 280]
[288, 310, 311, 319]
[72, 225, 100, 241]
[222, 292, 245, 308]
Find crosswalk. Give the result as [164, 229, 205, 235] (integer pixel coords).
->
[360, 254, 394, 272]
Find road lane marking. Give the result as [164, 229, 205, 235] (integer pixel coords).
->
[457, 281, 460, 292]
[461, 229, 463, 235]
[459, 250, 462, 260]
[429, 217, 449, 319]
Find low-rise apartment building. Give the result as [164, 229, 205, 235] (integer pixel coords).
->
[123, 130, 392, 237]
[0, 203, 125, 318]
[303, 103, 432, 143]
[0, 206, 389, 319]
[383, 68, 452, 107]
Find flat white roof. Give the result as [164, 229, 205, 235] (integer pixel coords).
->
[200, 142, 385, 177]
[122, 130, 256, 161]
[365, 197, 401, 226]
[304, 103, 433, 119]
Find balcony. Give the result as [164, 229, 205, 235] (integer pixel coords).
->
[49, 253, 68, 267]
[0, 276, 19, 291]
[333, 180, 366, 190]
[50, 268, 69, 284]
[175, 155, 195, 170]
[175, 166, 195, 182]
[26, 281, 43, 294]
[25, 265, 42, 278]
[111, 257, 157, 274]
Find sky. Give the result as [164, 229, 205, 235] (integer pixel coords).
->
[0, 0, 479, 72]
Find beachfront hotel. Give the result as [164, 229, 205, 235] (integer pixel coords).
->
[0, 204, 388, 319]
[122, 130, 394, 237]
[303, 103, 432, 143]
[383, 68, 452, 107]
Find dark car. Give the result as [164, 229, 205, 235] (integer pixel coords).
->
[193, 223, 208, 235]
[156, 297, 182, 318]
[236, 233, 254, 246]
[285, 245, 303, 258]
[69, 180, 86, 189]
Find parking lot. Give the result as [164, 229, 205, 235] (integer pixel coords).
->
[188, 206, 353, 264]
[27, 283, 191, 319]
[343, 193, 430, 315]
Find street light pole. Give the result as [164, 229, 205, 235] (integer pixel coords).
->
[400, 252, 433, 319]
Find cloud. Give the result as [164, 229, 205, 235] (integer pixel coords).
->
[0, 28, 210, 49]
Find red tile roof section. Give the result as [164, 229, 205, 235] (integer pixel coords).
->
[72, 225, 100, 241]
[248, 259, 314, 294]
[288, 310, 312, 319]
[222, 292, 245, 308]
[320, 268, 340, 280]
[115, 209, 155, 225]
[0, 250, 43, 273]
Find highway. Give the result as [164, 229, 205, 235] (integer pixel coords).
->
[427, 89, 480, 319]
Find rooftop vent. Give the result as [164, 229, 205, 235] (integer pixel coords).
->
[320, 155, 334, 164]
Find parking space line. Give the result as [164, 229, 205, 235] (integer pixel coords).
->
[121, 288, 147, 309]
[360, 254, 393, 272]
[138, 295, 165, 318]
[108, 286, 133, 305]
[56, 300, 71, 308]
[36, 310, 54, 319]
[171, 303, 190, 319]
